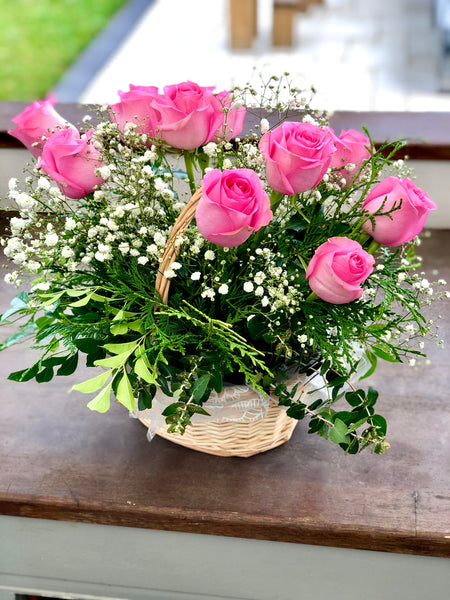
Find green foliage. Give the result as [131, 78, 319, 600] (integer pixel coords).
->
[0, 0, 128, 100]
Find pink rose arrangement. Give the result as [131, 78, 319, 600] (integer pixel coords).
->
[329, 128, 371, 186]
[2, 75, 445, 455]
[259, 121, 336, 195]
[111, 81, 246, 149]
[306, 237, 375, 304]
[362, 176, 437, 246]
[8, 99, 77, 158]
[39, 129, 106, 199]
[196, 169, 272, 247]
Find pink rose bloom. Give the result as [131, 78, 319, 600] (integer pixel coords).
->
[330, 128, 371, 186]
[8, 100, 76, 158]
[306, 237, 375, 304]
[150, 81, 225, 150]
[259, 121, 336, 195]
[110, 84, 160, 134]
[196, 168, 273, 247]
[213, 91, 246, 142]
[362, 176, 436, 246]
[39, 129, 106, 199]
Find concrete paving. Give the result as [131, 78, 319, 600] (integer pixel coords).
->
[76, 0, 450, 112]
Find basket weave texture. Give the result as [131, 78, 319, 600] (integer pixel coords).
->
[143, 188, 297, 457]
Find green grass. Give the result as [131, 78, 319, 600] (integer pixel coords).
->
[0, 0, 128, 101]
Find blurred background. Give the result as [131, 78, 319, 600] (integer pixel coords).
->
[2, 0, 450, 112]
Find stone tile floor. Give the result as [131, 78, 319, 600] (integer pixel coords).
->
[79, 0, 450, 112]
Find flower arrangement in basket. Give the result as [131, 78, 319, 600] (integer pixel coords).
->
[1, 75, 446, 457]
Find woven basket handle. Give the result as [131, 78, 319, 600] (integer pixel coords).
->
[155, 187, 203, 305]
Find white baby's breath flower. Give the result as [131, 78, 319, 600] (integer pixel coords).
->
[37, 177, 50, 190]
[97, 165, 111, 179]
[138, 256, 149, 265]
[8, 178, 18, 191]
[26, 260, 41, 273]
[61, 246, 74, 259]
[191, 272, 201, 281]
[164, 269, 176, 279]
[203, 142, 217, 157]
[218, 284, 229, 295]
[204, 250, 215, 261]
[15, 193, 37, 210]
[45, 232, 59, 247]
[243, 282, 254, 293]
[260, 118, 270, 134]
[171, 262, 182, 270]
[154, 232, 166, 247]
[33, 281, 51, 291]
[65, 217, 77, 231]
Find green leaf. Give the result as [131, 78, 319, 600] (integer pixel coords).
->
[103, 341, 137, 355]
[112, 308, 138, 321]
[373, 344, 400, 363]
[36, 367, 54, 383]
[56, 353, 79, 376]
[90, 293, 109, 302]
[68, 294, 93, 307]
[87, 383, 112, 413]
[211, 370, 223, 393]
[286, 403, 306, 420]
[74, 338, 100, 354]
[1, 291, 29, 321]
[329, 418, 350, 445]
[345, 389, 365, 407]
[71, 369, 112, 394]
[38, 291, 65, 307]
[189, 404, 210, 416]
[138, 388, 153, 410]
[360, 350, 377, 379]
[372, 414, 387, 435]
[134, 356, 157, 385]
[366, 387, 379, 407]
[0, 323, 38, 350]
[128, 320, 144, 334]
[162, 402, 183, 416]
[94, 351, 130, 368]
[191, 373, 211, 402]
[116, 371, 135, 412]
[8, 362, 40, 382]
[66, 288, 91, 297]
[110, 323, 129, 335]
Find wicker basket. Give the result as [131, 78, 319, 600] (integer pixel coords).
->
[140, 188, 298, 457]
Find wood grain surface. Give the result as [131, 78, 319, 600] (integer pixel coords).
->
[0, 194, 449, 556]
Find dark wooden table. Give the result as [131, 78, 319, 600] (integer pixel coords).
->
[0, 223, 449, 599]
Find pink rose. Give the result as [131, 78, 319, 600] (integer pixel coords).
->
[362, 176, 436, 246]
[330, 128, 371, 186]
[213, 91, 246, 142]
[8, 100, 76, 158]
[306, 237, 375, 304]
[259, 122, 336, 195]
[149, 81, 225, 150]
[110, 84, 160, 135]
[39, 129, 106, 199]
[196, 168, 273, 247]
